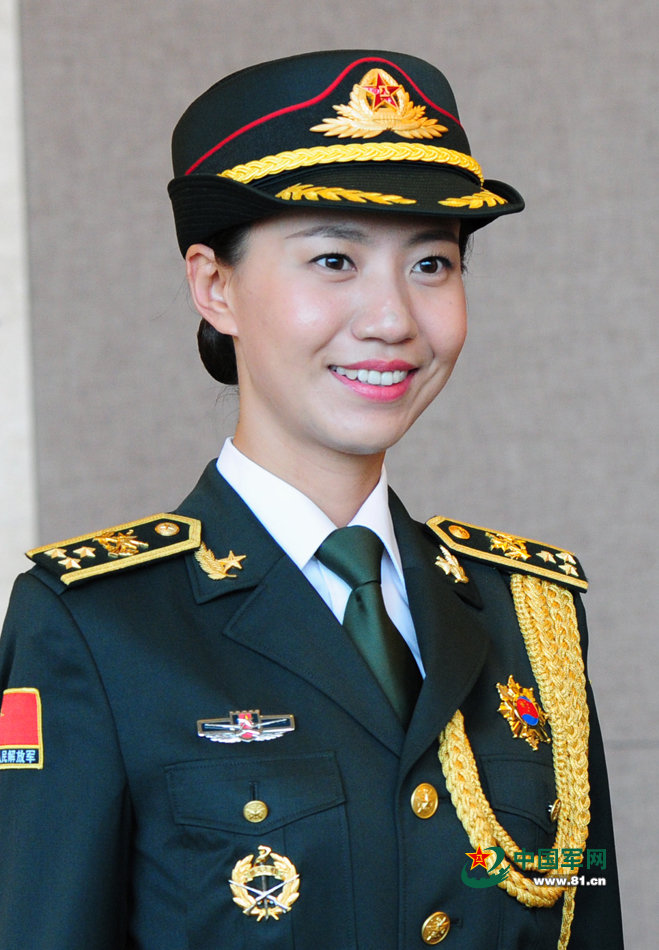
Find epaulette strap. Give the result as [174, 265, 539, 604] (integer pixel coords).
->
[426, 516, 587, 592]
[26, 514, 202, 586]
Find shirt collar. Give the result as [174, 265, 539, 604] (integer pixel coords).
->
[216, 439, 405, 583]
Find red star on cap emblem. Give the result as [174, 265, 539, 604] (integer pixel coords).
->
[465, 845, 491, 870]
[362, 72, 400, 109]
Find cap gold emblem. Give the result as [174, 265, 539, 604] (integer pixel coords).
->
[310, 68, 448, 140]
[229, 845, 300, 920]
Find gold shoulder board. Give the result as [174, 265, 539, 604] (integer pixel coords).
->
[426, 516, 587, 591]
[27, 514, 201, 587]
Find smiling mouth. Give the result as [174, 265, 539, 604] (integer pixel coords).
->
[330, 365, 410, 386]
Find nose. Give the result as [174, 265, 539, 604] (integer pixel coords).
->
[350, 273, 417, 344]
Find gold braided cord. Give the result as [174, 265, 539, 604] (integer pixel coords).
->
[218, 143, 484, 186]
[438, 575, 590, 949]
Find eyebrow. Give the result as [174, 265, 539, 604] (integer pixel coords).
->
[286, 224, 372, 242]
[405, 227, 459, 246]
[285, 224, 459, 245]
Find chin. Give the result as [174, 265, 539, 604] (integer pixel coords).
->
[328, 428, 408, 458]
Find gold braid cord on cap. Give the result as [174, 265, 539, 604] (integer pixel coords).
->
[438, 575, 590, 949]
[219, 142, 484, 186]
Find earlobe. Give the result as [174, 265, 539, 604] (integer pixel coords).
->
[185, 243, 238, 335]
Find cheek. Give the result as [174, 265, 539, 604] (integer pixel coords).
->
[429, 302, 468, 363]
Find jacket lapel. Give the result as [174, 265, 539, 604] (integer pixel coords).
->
[389, 491, 490, 775]
[177, 463, 404, 754]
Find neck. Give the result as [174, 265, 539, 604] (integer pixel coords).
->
[232, 431, 385, 527]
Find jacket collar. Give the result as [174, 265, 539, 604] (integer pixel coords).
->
[176, 464, 490, 755]
[388, 490, 490, 771]
[177, 462, 404, 752]
[177, 461, 286, 603]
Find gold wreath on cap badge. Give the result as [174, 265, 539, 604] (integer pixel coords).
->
[310, 68, 448, 140]
[229, 846, 300, 920]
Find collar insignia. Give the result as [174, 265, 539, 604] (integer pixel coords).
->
[310, 68, 448, 140]
[195, 542, 246, 580]
[197, 709, 295, 743]
[230, 846, 300, 920]
[435, 545, 469, 584]
[496, 676, 550, 750]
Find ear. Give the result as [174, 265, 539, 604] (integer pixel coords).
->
[185, 243, 238, 335]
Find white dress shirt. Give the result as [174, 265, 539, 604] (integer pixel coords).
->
[216, 439, 425, 675]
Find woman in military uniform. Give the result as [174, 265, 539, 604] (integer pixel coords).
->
[0, 51, 622, 949]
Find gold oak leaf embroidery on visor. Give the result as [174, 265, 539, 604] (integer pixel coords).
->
[275, 183, 416, 205]
[439, 189, 507, 209]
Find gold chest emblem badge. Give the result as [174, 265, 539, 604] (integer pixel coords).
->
[496, 676, 550, 750]
[310, 68, 448, 140]
[229, 845, 300, 920]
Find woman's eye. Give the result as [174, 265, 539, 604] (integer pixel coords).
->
[313, 253, 354, 271]
[412, 256, 450, 275]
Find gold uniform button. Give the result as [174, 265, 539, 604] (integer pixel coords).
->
[549, 798, 562, 823]
[243, 800, 268, 823]
[422, 911, 451, 944]
[411, 783, 439, 819]
[154, 521, 180, 536]
[448, 524, 470, 539]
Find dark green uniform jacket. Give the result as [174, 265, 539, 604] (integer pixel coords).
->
[0, 462, 623, 949]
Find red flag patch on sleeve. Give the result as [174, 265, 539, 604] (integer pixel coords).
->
[0, 688, 43, 769]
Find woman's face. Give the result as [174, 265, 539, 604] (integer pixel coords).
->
[213, 210, 467, 472]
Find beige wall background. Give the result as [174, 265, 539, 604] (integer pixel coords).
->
[3, 0, 657, 944]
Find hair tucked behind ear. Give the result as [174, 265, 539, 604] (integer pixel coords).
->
[197, 318, 239, 385]
[196, 222, 252, 385]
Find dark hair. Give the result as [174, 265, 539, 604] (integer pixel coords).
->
[196, 220, 472, 385]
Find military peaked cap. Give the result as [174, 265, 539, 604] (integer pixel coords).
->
[168, 49, 524, 254]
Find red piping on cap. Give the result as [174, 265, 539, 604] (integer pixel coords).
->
[185, 56, 463, 175]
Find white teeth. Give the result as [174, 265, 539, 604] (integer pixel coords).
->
[332, 366, 409, 386]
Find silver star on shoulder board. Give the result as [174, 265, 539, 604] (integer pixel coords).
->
[435, 546, 469, 584]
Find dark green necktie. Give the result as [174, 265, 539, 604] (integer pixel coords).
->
[316, 526, 421, 725]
